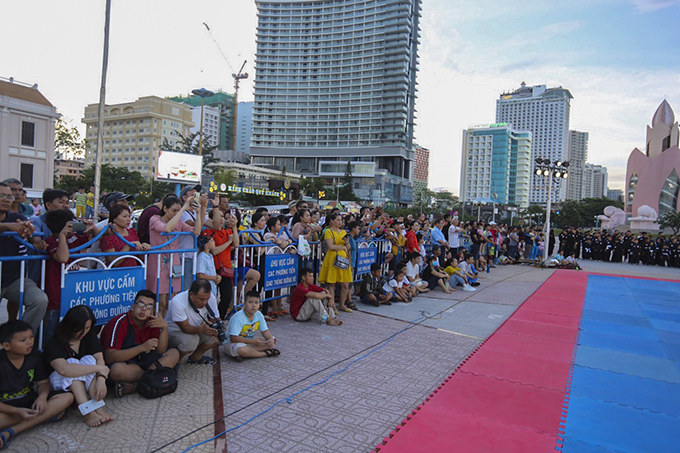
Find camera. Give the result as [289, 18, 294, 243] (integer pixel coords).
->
[210, 319, 228, 344]
[72, 222, 87, 234]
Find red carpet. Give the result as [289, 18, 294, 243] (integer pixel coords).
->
[375, 270, 588, 452]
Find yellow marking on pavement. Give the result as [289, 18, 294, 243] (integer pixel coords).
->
[437, 329, 484, 340]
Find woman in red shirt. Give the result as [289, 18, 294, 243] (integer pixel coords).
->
[100, 205, 150, 268]
[405, 220, 420, 254]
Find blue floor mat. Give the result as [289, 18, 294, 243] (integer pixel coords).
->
[575, 346, 680, 383]
[577, 330, 668, 358]
[581, 309, 651, 328]
[561, 395, 678, 453]
[570, 366, 680, 417]
[649, 318, 680, 333]
[578, 319, 658, 341]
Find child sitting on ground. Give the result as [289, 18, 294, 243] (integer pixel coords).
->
[224, 290, 280, 362]
[422, 255, 453, 293]
[444, 258, 476, 292]
[0, 321, 74, 449]
[458, 254, 480, 286]
[382, 269, 411, 302]
[359, 263, 393, 307]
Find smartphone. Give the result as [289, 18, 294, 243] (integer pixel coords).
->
[78, 399, 105, 416]
[207, 192, 216, 200]
[193, 192, 201, 203]
[72, 222, 87, 234]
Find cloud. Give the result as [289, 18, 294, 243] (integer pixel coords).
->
[629, 0, 680, 12]
[502, 21, 585, 49]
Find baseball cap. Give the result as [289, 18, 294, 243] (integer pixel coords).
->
[179, 184, 202, 199]
[103, 192, 134, 210]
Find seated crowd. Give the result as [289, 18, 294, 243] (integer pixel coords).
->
[0, 180, 507, 446]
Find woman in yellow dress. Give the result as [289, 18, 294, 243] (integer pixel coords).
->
[319, 212, 354, 313]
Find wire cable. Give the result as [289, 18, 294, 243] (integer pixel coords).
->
[151, 308, 451, 452]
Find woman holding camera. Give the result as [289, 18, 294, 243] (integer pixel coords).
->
[146, 194, 207, 318]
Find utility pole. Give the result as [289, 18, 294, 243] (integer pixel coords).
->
[231, 61, 248, 151]
[93, 0, 111, 223]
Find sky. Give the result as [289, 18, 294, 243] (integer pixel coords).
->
[2, 0, 679, 195]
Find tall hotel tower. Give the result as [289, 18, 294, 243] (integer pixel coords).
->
[250, 0, 422, 205]
[496, 83, 572, 205]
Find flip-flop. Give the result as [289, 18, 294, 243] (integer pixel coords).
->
[187, 355, 217, 365]
[347, 303, 358, 310]
[48, 410, 66, 423]
[264, 348, 281, 357]
[338, 306, 353, 313]
[114, 381, 136, 398]
[0, 428, 15, 450]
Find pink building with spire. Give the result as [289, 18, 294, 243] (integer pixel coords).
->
[625, 100, 680, 218]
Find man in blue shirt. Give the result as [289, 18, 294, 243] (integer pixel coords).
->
[430, 218, 448, 251]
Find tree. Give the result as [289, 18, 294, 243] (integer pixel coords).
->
[413, 188, 435, 215]
[658, 211, 680, 234]
[433, 191, 456, 213]
[299, 176, 327, 198]
[578, 197, 624, 227]
[553, 200, 583, 228]
[54, 117, 88, 160]
[159, 131, 219, 184]
[338, 161, 357, 201]
[213, 169, 238, 190]
[55, 164, 147, 197]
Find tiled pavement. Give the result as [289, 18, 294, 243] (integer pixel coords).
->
[8, 261, 668, 452]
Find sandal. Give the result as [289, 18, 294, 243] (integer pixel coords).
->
[187, 355, 217, 365]
[0, 428, 14, 450]
[232, 355, 243, 363]
[347, 302, 358, 310]
[48, 410, 66, 423]
[278, 310, 289, 316]
[338, 306, 353, 313]
[264, 348, 281, 357]
[264, 315, 277, 322]
[114, 381, 137, 398]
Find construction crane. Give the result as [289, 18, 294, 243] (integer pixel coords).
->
[231, 60, 248, 152]
[202, 22, 248, 151]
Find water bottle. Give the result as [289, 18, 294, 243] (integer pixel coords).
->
[321, 312, 327, 326]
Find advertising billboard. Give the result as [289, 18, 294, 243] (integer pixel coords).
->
[156, 150, 203, 183]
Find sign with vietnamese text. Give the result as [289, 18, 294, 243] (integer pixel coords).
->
[356, 247, 377, 275]
[61, 267, 145, 325]
[263, 254, 298, 291]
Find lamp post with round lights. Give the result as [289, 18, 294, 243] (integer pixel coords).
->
[191, 88, 215, 156]
[534, 158, 569, 264]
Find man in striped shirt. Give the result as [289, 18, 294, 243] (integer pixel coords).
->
[99, 290, 180, 397]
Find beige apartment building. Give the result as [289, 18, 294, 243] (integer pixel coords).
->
[0, 77, 59, 195]
[54, 158, 85, 181]
[82, 96, 193, 178]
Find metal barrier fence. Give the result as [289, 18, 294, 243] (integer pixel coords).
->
[1, 226, 394, 331]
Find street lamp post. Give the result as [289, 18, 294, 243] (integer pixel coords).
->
[534, 158, 569, 265]
[191, 88, 215, 156]
[491, 193, 498, 223]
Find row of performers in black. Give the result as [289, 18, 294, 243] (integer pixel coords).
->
[558, 229, 680, 267]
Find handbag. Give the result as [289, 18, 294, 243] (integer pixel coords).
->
[137, 361, 178, 399]
[330, 230, 350, 270]
[218, 265, 234, 279]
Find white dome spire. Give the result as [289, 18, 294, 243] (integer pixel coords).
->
[652, 99, 675, 127]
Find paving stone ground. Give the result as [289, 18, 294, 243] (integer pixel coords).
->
[3, 260, 676, 452]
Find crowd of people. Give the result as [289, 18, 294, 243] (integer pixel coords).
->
[2, 176, 679, 446]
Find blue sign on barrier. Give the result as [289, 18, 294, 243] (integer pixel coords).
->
[61, 267, 145, 325]
[264, 254, 299, 291]
[356, 247, 377, 275]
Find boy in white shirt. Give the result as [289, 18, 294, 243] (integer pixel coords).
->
[405, 252, 429, 293]
[224, 291, 278, 362]
[382, 270, 411, 302]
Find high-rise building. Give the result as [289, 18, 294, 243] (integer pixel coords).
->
[167, 91, 235, 150]
[413, 144, 430, 198]
[496, 82, 572, 206]
[567, 130, 589, 200]
[0, 77, 59, 194]
[190, 105, 220, 149]
[236, 101, 253, 154]
[460, 123, 532, 208]
[249, 0, 422, 206]
[582, 163, 608, 199]
[82, 96, 193, 178]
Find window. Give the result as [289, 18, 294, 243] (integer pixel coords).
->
[21, 122, 35, 147]
[20, 163, 34, 188]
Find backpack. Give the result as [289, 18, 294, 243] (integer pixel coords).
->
[137, 361, 178, 399]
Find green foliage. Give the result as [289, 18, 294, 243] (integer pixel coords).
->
[413, 188, 435, 214]
[577, 197, 624, 227]
[658, 211, 680, 234]
[213, 169, 238, 189]
[299, 176, 328, 198]
[54, 117, 88, 160]
[55, 164, 148, 197]
[338, 162, 357, 201]
[553, 200, 583, 228]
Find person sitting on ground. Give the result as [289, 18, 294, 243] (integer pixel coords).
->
[290, 268, 343, 325]
[458, 254, 480, 286]
[224, 291, 280, 361]
[0, 320, 74, 449]
[395, 262, 417, 298]
[43, 305, 113, 427]
[100, 290, 180, 398]
[405, 252, 429, 293]
[422, 255, 453, 293]
[165, 279, 220, 365]
[358, 263, 392, 306]
[382, 269, 411, 303]
[444, 258, 476, 292]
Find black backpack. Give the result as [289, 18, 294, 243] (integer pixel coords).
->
[137, 361, 178, 399]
